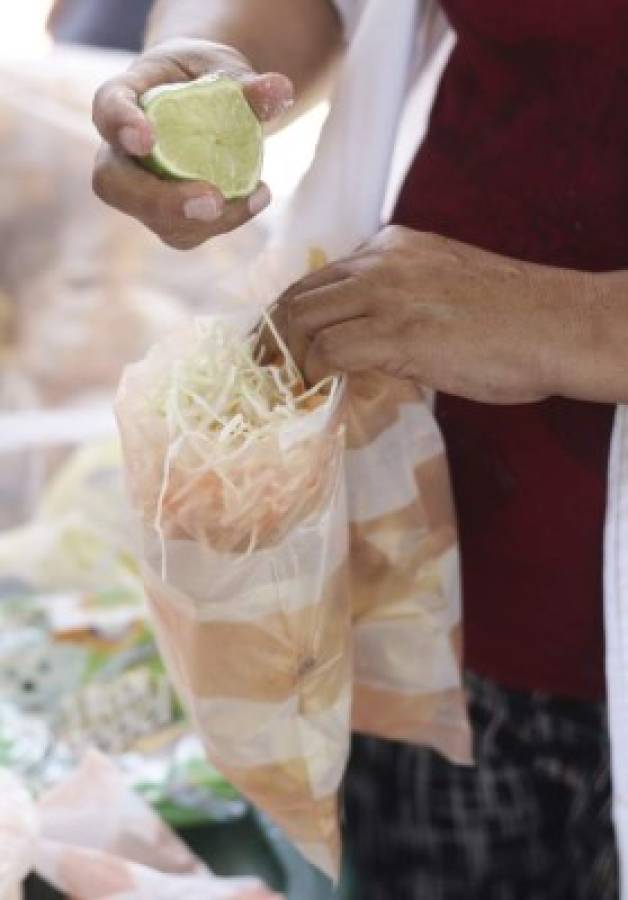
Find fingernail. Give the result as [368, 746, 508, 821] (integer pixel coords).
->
[184, 194, 223, 222]
[248, 183, 271, 216]
[256, 95, 294, 121]
[119, 126, 148, 156]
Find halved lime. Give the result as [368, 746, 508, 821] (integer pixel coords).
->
[140, 75, 263, 199]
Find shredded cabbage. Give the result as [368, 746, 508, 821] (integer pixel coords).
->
[152, 317, 336, 572]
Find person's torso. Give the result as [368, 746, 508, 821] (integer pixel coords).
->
[393, 0, 628, 700]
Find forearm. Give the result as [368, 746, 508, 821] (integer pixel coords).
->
[145, 0, 342, 96]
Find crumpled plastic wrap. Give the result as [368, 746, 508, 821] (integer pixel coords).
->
[0, 751, 280, 900]
[116, 329, 351, 880]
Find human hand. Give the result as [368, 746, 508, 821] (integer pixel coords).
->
[269, 226, 590, 403]
[92, 39, 293, 249]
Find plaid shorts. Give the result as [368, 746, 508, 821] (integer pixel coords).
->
[343, 671, 618, 900]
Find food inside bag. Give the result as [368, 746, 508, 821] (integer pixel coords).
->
[116, 318, 351, 879]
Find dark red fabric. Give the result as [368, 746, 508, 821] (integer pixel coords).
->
[393, 0, 628, 700]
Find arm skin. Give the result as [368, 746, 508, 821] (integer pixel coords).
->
[145, 0, 342, 97]
[91, 0, 341, 249]
[269, 225, 628, 406]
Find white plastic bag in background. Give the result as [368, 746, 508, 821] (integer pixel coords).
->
[0, 367, 44, 530]
[0, 769, 37, 900]
[0, 51, 193, 409]
[0, 752, 280, 900]
[0, 49, 189, 532]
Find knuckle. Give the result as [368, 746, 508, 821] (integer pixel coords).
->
[286, 302, 312, 337]
[91, 158, 110, 202]
[144, 193, 176, 228]
[314, 330, 338, 360]
[218, 205, 251, 234]
[92, 80, 116, 126]
[285, 301, 304, 328]
[92, 81, 108, 115]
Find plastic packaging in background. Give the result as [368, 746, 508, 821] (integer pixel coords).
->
[1, 751, 279, 900]
[116, 325, 351, 880]
[0, 48, 190, 534]
[0, 367, 44, 529]
[0, 50, 196, 408]
[0, 768, 38, 900]
[0, 403, 118, 533]
[0, 439, 245, 832]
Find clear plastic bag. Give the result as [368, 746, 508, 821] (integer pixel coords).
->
[115, 319, 470, 880]
[116, 325, 351, 879]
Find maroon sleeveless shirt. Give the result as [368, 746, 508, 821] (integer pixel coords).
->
[393, 0, 628, 700]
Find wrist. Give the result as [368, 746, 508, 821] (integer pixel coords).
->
[548, 269, 627, 403]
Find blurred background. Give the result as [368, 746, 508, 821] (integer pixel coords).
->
[0, 4, 341, 899]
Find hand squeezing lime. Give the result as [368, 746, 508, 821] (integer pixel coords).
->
[140, 76, 263, 200]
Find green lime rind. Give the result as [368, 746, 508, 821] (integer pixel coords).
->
[139, 75, 263, 200]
